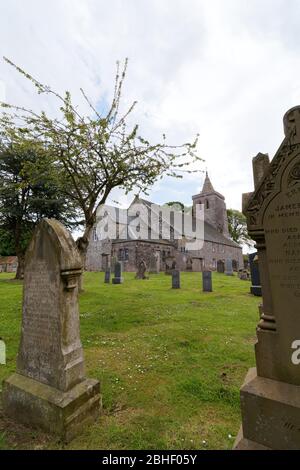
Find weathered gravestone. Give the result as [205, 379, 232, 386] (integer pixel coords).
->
[202, 271, 212, 292]
[104, 267, 111, 284]
[149, 252, 159, 274]
[225, 258, 234, 276]
[234, 106, 300, 450]
[217, 260, 225, 273]
[135, 259, 148, 279]
[249, 252, 262, 296]
[172, 270, 180, 289]
[239, 269, 249, 281]
[2, 219, 100, 441]
[112, 260, 123, 284]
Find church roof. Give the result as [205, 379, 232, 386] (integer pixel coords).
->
[201, 172, 215, 193]
[203, 221, 240, 248]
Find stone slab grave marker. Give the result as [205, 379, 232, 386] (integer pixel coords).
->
[217, 260, 225, 273]
[112, 260, 123, 284]
[104, 267, 111, 284]
[172, 270, 180, 289]
[249, 252, 262, 296]
[225, 258, 234, 276]
[2, 219, 101, 441]
[202, 271, 212, 292]
[235, 106, 300, 450]
[135, 259, 148, 279]
[149, 252, 159, 274]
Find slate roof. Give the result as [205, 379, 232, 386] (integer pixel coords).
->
[203, 221, 240, 248]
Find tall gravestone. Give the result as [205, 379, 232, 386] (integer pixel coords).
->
[112, 260, 123, 284]
[225, 258, 234, 276]
[202, 271, 212, 292]
[2, 219, 101, 441]
[235, 106, 300, 449]
[249, 252, 262, 296]
[217, 260, 225, 273]
[172, 270, 180, 289]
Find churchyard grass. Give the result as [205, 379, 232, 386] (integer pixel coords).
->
[0, 271, 258, 450]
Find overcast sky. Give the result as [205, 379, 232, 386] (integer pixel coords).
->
[1, 0, 300, 212]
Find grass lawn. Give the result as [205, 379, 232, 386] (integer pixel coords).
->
[0, 271, 259, 450]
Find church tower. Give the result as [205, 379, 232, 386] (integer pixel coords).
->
[192, 172, 230, 238]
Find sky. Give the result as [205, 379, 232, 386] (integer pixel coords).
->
[1, 0, 300, 213]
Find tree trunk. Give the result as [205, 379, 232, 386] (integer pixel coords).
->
[76, 222, 94, 292]
[15, 252, 25, 280]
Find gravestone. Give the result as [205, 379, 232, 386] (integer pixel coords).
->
[239, 269, 249, 281]
[225, 258, 234, 276]
[2, 219, 100, 441]
[104, 267, 111, 284]
[172, 270, 180, 289]
[235, 106, 300, 450]
[217, 260, 225, 273]
[135, 259, 148, 279]
[112, 260, 123, 284]
[202, 271, 212, 292]
[249, 252, 262, 296]
[149, 252, 159, 274]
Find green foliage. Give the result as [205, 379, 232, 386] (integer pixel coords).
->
[165, 201, 192, 213]
[0, 228, 15, 255]
[0, 142, 78, 265]
[0, 58, 202, 250]
[227, 209, 252, 247]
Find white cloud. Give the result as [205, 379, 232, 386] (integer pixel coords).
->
[1, 0, 300, 214]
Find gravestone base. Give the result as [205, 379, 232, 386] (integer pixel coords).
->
[2, 373, 101, 442]
[112, 277, 123, 284]
[234, 368, 300, 450]
[234, 427, 270, 450]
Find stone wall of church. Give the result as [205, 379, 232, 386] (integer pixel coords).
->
[112, 240, 175, 272]
[85, 232, 111, 271]
[192, 194, 230, 238]
[85, 234, 243, 273]
[174, 241, 243, 272]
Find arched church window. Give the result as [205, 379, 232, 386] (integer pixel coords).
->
[206, 200, 209, 209]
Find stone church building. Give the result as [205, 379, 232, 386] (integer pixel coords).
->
[85, 173, 243, 272]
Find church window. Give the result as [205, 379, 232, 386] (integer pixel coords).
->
[124, 248, 129, 261]
[206, 200, 209, 209]
[93, 227, 97, 242]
